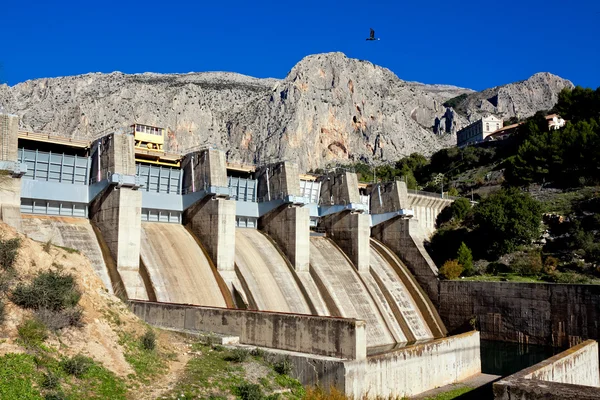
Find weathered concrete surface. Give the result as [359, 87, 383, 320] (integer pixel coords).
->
[233, 228, 313, 314]
[321, 211, 370, 272]
[185, 197, 236, 271]
[356, 331, 481, 398]
[494, 340, 600, 399]
[309, 236, 394, 347]
[255, 162, 302, 200]
[259, 205, 310, 271]
[319, 171, 362, 205]
[90, 187, 146, 299]
[21, 215, 113, 293]
[405, 193, 452, 238]
[140, 222, 231, 307]
[371, 239, 447, 338]
[130, 300, 367, 360]
[372, 216, 440, 306]
[182, 148, 228, 191]
[368, 242, 434, 342]
[90, 131, 146, 299]
[0, 114, 22, 231]
[439, 281, 600, 347]
[370, 181, 409, 215]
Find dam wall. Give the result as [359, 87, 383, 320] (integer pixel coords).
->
[439, 281, 600, 347]
[89, 133, 146, 300]
[494, 340, 600, 399]
[183, 149, 236, 271]
[20, 215, 113, 293]
[0, 113, 23, 231]
[139, 222, 231, 307]
[129, 300, 366, 360]
[256, 162, 310, 271]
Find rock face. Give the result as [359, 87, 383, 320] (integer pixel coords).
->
[451, 72, 574, 123]
[0, 53, 569, 171]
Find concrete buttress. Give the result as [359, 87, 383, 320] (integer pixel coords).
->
[183, 149, 236, 271]
[256, 162, 310, 271]
[0, 114, 23, 231]
[89, 133, 147, 299]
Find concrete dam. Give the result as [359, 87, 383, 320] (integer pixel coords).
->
[1, 116, 483, 397]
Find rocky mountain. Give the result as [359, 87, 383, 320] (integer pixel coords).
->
[0, 53, 571, 171]
[448, 72, 574, 123]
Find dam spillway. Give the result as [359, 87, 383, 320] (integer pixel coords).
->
[140, 222, 230, 307]
[20, 216, 113, 293]
[233, 228, 313, 314]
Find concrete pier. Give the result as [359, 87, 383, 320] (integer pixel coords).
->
[319, 171, 370, 272]
[0, 114, 23, 231]
[256, 162, 310, 271]
[90, 133, 146, 299]
[183, 149, 236, 271]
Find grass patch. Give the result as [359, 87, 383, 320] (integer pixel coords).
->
[119, 331, 167, 384]
[424, 385, 475, 400]
[460, 273, 545, 283]
[0, 353, 44, 399]
[18, 318, 48, 347]
[53, 245, 80, 255]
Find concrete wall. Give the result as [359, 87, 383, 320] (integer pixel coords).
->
[90, 132, 146, 300]
[370, 181, 409, 215]
[357, 331, 481, 398]
[319, 171, 361, 205]
[186, 197, 236, 271]
[372, 216, 440, 306]
[0, 114, 22, 231]
[279, 331, 481, 398]
[494, 340, 600, 399]
[405, 193, 452, 238]
[320, 211, 370, 272]
[259, 204, 310, 271]
[439, 281, 600, 347]
[130, 300, 367, 360]
[182, 149, 228, 192]
[255, 162, 302, 200]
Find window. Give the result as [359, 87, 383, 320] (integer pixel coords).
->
[496, 123, 499, 130]
[486, 123, 489, 131]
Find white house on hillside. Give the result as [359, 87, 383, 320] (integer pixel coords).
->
[457, 115, 503, 147]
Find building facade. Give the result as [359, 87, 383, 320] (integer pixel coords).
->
[456, 115, 503, 147]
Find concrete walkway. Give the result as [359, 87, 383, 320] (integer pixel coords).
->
[411, 373, 501, 399]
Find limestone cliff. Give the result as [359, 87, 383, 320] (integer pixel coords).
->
[0, 53, 569, 171]
[450, 72, 574, 123]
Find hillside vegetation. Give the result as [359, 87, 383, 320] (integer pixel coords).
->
[0, 224, 306, 399]
[346, 86, 600, 283]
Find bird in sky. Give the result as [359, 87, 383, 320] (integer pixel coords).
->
[366, 28, 380, 41]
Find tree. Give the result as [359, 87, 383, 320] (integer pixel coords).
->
[472, 188, 542, 259]
[439, 260, 463, 280]
[457, 242, 474, 276]
[436, 197, 471, 227]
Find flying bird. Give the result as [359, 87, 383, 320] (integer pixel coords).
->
[366, 28, 380, 41]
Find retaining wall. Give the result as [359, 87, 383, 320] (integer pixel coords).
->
[494, 340, 600, 399]
[439, 281, 600, 346]
[129, 300, 366, 360]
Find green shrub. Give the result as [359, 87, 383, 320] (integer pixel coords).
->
[44, 392, 67, 400]
[0, 300, 4, 325]
[0, 237, 21, 271]
[439, 260, 464, 280]
[18, 318, 48, 346]
[141, 329, 156, 351]
[11, 269, 81, 311]
[236, 383, 264, 400]
[457, 242, 474, 276]
[273, 357, 293, 375]
[250, 347, 266, 359]
[34, 307, 83, 331]
[61, 354, 94, 378]
[226, 348, 250, 363]
[41, 371, 60, 389]
[510, 251, 543, 276]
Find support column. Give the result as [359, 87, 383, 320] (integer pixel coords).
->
[256, 162, 310, 271]
[183, 149, 236, 271]
[0, 113, 23, 231]
[318, 170, 370, 272]
[90, 133, 146, 300]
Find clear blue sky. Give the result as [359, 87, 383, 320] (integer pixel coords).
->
[1, 0, 599, 90]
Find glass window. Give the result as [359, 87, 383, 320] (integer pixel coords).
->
[486, 123, 489, 131]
